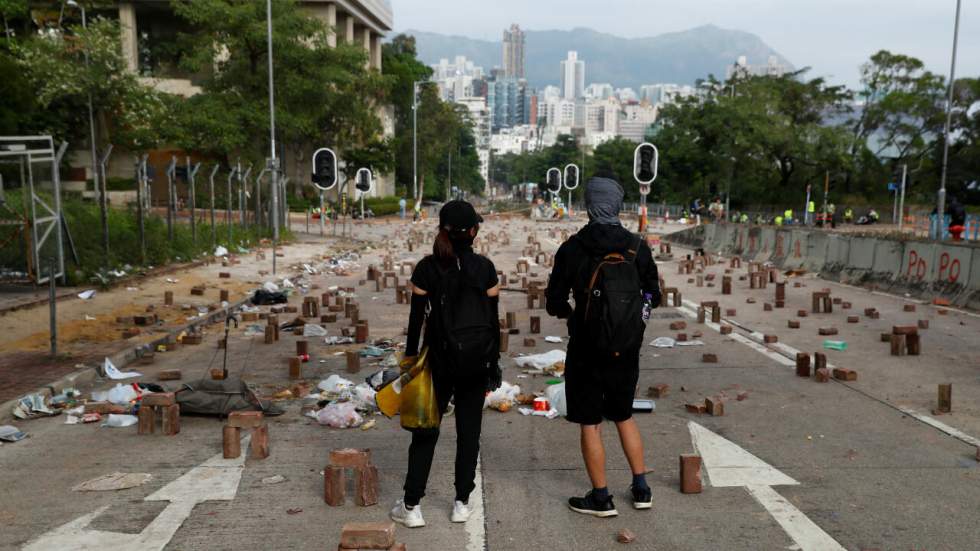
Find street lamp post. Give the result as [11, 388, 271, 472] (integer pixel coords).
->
[68, 1, 105, 261]
[937, 0, 963, 240]
[266, 0, 279, 275]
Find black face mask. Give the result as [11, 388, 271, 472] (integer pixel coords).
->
[449, 232, 475, 250]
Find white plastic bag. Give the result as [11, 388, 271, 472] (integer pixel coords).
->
[316, 402, 363, 428]
[317, 374, 354, 394]
[512, 350, 566, 370]
[214, 245, 229, 257]
[105, 383, 137, 405]
[545, 383, 567, 417]
[484, 381, 520, 409]
[102, 414, 138, 428]
[303, 324, 327, 337]
[351, 384, 377, 411]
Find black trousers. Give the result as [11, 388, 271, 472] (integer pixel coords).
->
[403, 373, 486, 506]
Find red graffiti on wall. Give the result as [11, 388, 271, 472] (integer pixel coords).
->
[794, 239, 802, 258]
[906, 250, 926, 280]
[938, 252, 961, 283]
[749, 235, 757, 252]
[775, 235, 784, 257]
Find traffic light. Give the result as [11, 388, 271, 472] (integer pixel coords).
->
[355, 168, 373, 193]
[634, 142, 659, 186]
[563, 164, 580, 191]
[311, 148, 338, 191]
[546, 167, 562, 193]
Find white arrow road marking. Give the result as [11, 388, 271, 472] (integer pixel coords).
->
[24, 436, 250, 551]
[689, 422, 845, 551]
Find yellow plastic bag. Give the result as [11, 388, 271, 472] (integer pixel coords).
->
[399, 348, 441, 430]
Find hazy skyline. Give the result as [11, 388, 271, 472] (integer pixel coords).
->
[391, 0, 977, 88]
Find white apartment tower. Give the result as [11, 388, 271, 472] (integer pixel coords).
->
[560, 51, 585, 100]
[502, 24, 526, 79]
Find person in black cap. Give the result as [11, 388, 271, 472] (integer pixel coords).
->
[390, 200, 502, 529]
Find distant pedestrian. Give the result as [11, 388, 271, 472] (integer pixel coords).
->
[545, 172, 661, 518]
[399, 197, 407, 219]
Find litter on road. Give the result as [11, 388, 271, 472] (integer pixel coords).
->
[73, 472, 152, 492]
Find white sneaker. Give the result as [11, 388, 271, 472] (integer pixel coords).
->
[450, 500, 472, 523]
[390, 499, 426, 528]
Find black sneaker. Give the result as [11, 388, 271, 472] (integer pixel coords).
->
[568, 491, 619, 518]
[631, 485, 652, 510]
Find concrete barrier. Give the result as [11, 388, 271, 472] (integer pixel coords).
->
[783, 230, 809, 270]
[666, 223, 980, 308]
[804, 231, 829, 272]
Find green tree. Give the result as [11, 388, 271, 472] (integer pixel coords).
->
[170, 0, 388, 189]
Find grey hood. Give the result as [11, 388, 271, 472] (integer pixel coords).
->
[584, 176, 624, 226]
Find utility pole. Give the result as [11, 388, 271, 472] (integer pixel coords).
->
[898, 164, 908, 232]
[266, 0, 279, 275]
[937, 0, 962, 240]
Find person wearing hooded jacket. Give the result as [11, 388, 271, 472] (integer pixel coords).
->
[545, 170, 662, 518]
[390, 200, 502, 529]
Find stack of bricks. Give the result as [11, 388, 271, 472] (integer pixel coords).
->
[303, 297, 320, 318]
[223, 411, 269, 460]
[812, 291, 832, 314]
[138, 392, 180, 436]
[324, 448, 379, 507]
[338, 522, 405, 551]
[889, 325, 921, 356]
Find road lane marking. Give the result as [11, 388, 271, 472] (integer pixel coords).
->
[24, 436, 250, 551]
[689, 422, 846, 551]
[677, 302, 794, 367]
[465, 454, 488, 551]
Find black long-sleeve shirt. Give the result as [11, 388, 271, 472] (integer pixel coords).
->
[545, 223, 661, 337]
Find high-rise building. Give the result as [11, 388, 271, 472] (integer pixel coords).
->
[487, 78, 532, 131]
[502, 24, 526, 79]
[560, 51, 585, 100]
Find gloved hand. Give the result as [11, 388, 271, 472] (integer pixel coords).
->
[486, 362, 502, 393]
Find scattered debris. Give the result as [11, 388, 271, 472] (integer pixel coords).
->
[73, 472, 152, 492]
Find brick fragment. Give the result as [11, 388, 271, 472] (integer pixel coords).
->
[676, 333, 688, 342]
[685, 403, 706, 414]
[814, 352, 827, 370]
[138, 406, 155, 435]
[219, 272, 231, 278]
[763, 335, 778, 344]
[339, 522, 396, 550]
[814, 368, 830, 383]
[227, 410, 265, 428]
[616, 528, 637, 544]
[324, 465, 345, 506]
[161, 404, 180, 436]
[647, 384, 669, 399]
[890, 334, 906, 356]
[880, 333, 892, 342]
[702, 353, 718, 363]
[917, 319, 929, 329]
[797, 310, 808, 317]
[795, 353, 811, 377]
[719, 325, 733, 335]
[669, 321, 687, 331]
[142, 392, 176, 407]
[892, 325, 918, 335]
[903, 304, 916, 312]
[736, 391, 749, 401]
[906, 333, 921, 356]
[705, 396, 724, 416]
[937, 383, 952, 413]
[330, 448, 372, 468]
[523, 338, 536, 347]
[788, 320, 800, 329]
[847, 316, 859, 323]
[680, 454, 702, 494]
[833, 368, 857, 381]
[818, 327, 838, 336]
[223, 426, 241, 458]
[355, 465, 380, 506]
[250, 424, 269, 459]
[289, 356, 302, 380]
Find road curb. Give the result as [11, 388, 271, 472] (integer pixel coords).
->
[0, 296, 251, 424]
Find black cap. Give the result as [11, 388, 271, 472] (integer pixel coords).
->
[439, 200, 483, 231]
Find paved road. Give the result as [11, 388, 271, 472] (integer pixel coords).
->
[2, 216, 978, 551]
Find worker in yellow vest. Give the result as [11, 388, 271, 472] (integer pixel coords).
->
[783, 209, 793, 225]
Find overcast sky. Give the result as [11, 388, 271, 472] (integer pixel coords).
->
[391, 0, 977, 88]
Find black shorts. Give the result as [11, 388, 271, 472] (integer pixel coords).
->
[564, 341, 640, 425]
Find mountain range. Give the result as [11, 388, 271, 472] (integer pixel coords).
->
[399, 25, 793, 91]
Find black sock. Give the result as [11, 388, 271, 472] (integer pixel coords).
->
[632, 473, 649, 491]
[592, 486, 609, 501]
[404, 496, 419, 509]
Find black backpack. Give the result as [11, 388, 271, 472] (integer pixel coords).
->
[433, 258, 497, 375]
[581, 235, 646, 357]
